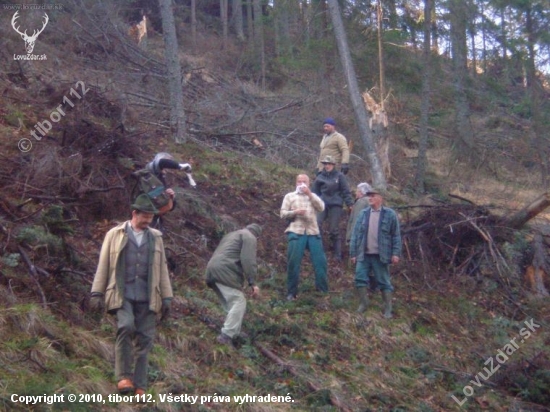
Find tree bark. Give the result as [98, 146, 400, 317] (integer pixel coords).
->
[526, 234, 550, 296]
[524, 4, 549, 187]
[246, 0, 254, 45]
[191, 0, 197, 49]
[415, 0, 432, 193]
[326, 0, 386, 189]
[449, 0, 474, 158]
[253, 0, 266, 90]
[232, 0, 245, 41]
[221, 0, 228, 46]
[158, 0, 186, 143]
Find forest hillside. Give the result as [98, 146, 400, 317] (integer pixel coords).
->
[0, 1, 549, 411]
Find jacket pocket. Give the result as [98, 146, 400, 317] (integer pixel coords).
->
[105, 285, 120, 313]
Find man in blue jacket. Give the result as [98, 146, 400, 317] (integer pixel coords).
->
[349, 186, 401, 318]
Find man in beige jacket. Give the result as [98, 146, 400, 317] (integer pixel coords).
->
[316, 117, 350, 175]
[90, 194, 173, 396]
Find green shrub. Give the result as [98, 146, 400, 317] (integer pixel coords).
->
[16, 226, 62, 254]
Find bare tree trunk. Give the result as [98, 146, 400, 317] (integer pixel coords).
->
[415, 0, 432, 193]
[375, 0, 390, 180]
[253, 0, 266, 91]
[246, 0, 254, 45]
[233, 0, 245, 41]
[377, 0, 385, 108]
[274, 0, 294, 57]
[500, 7, 507, 60]
[326, 0, 386, 189]
[191, 0, 197, 50]
[303, 0, 311, 46]
[431, 5, 438, 53]
[221, 0, 228, 47]
[470, 29, 476, 77]
[524, 5, 549, 188]
[449, 0, 474, 158]
[158, 0, 186, 143]
[481, 2, 487, 73]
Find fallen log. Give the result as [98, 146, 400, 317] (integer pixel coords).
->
[503, 192, 550, 229]
[17, 245, 48, 309]
[256, 344, 351, 411]
[175, 297, 351, 411]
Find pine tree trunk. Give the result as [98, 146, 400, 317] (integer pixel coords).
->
[253, 0, 266, 90]
[416, 0, 432, 193]
[233, 0, 245, 41]
[221, 0, 228, 46]
[449, 0, 474, 158]
[191, 0, 197, 49]
[158, 0, 186, 143]
[326, 0, 386, 189]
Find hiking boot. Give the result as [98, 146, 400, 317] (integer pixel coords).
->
[135, 388, 146, 401]
[356, 287, 369, 313]
[216, 333, 233, 345]
[117, 378, 134, 394]
[382, 290, 393, 319]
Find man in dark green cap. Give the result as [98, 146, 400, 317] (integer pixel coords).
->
[205, 224, 261, 345]
[90, 193, 173, 396]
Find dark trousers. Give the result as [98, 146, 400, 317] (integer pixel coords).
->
[115, 300, 156, 390]
[317, 206, 343, 245]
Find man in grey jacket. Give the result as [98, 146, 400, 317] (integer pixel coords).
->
[90, 194, 173, 396]
[205, 224, 261, 345]
[313, 155, 354, 261]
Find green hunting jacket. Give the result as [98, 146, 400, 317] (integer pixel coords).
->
[205, 228, 258, 290]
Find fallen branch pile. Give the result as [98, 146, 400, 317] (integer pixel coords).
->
[399, 194, 550, 296]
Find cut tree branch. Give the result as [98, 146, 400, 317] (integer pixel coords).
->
[503, 192, 550, 229]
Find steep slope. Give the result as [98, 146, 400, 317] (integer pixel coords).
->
[0, 3, 549, 412]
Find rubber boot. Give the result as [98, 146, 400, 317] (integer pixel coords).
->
[356, 287, 369, 313]
[382, 290, 393, 319]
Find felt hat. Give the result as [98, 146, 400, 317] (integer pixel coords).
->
[131, 194, 159, 214]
